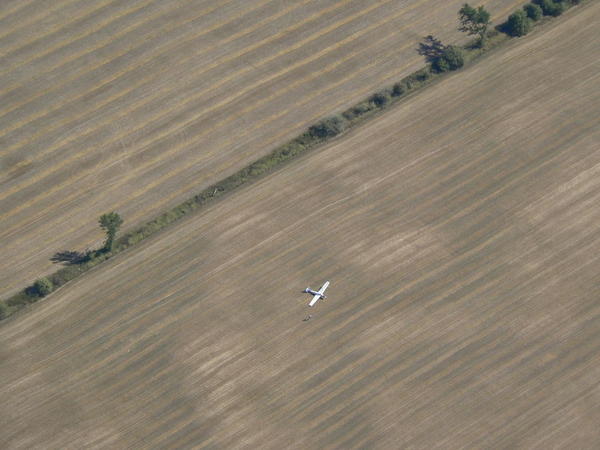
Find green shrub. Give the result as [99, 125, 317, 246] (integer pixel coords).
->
[370, 92, 389, 107]
[342, 102, 373, 121]
[411, 68, 431, 82]
[524, 3, 543, 20]
[391, 82, 405, 97]
[506, 10, 531, 36]
[7, 291, 31, 307]
[33, 277, 53, 297]
[50, 266, 83, 288]
[308, 115, 348, 139]
[432, 45, 464, 72]
[533, 0, 564, 16]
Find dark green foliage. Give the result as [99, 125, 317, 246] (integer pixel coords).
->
[99, 211, 123, 252]
[33, 277, 53, 297]
[391, 82, 405, 97]
[370, 92, 390, 107]
[342, 102, 374, 120]
[308, 115, 348, 139]
[432, 45, 465, 72]
[506, 10, 531, 36]
[524, 3, 543, 20]
[533, 0, 565, 16]
[458, 3, 492, 46]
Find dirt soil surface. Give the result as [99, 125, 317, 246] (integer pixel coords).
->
[0, 0, 527, 298]
[1, 2, 599, 448]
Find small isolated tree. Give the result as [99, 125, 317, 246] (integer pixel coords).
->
[458, 3, 492, 46]
[524, 3, 543, 21]
[432, 45, 465, 72]
[506, 10, 531, 36]
[33, 277, 53, 297]
[99, 211, 123, 252]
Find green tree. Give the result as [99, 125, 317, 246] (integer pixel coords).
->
[99, 212, 124, 252]
[431, 45, 465, 72]
[533, 0, 564, 16]
[524, 3, 543, 20]
[458, 3, 492, 46]
[506, 10, 531, 36]
[33, 277, 53, 297]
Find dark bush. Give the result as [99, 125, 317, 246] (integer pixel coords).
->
[308, 115, 348, 139]
[370, 92, 389, 107]
[506, 10, 531, 36]
[432, 45, 464, 73]
[524, 3, 543, 20]
[533, 0, 565, 16]
[391, 82, 405, 97]
[343, 103, 370, 120]
[33, 277, 53, 297]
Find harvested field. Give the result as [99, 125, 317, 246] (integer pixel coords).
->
[0, 0, 527, 298]
[2, 2, 600, 448]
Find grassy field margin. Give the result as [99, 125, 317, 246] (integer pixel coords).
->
[0, 0, 588, 321]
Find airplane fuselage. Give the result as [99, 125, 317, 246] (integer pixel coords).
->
[304, 288, 326, 298]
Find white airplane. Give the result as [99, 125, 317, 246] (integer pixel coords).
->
[304, 281, 330, 307]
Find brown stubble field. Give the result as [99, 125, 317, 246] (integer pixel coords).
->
[2, 2, 600, 449]
[0, 0, 527, 298]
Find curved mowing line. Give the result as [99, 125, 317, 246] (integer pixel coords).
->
[0, 0, 253, 121]
[0, 0, 388, 200]
[0, 0, 420, 233]
[0, 0, 333, 157]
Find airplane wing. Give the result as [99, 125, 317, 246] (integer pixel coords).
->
[318, 281, 330, 295]
[309, 293, 321, 307]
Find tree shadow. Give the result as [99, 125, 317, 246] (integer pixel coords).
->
[51, 250, 91, 265]
[417, 35, 445, 63]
